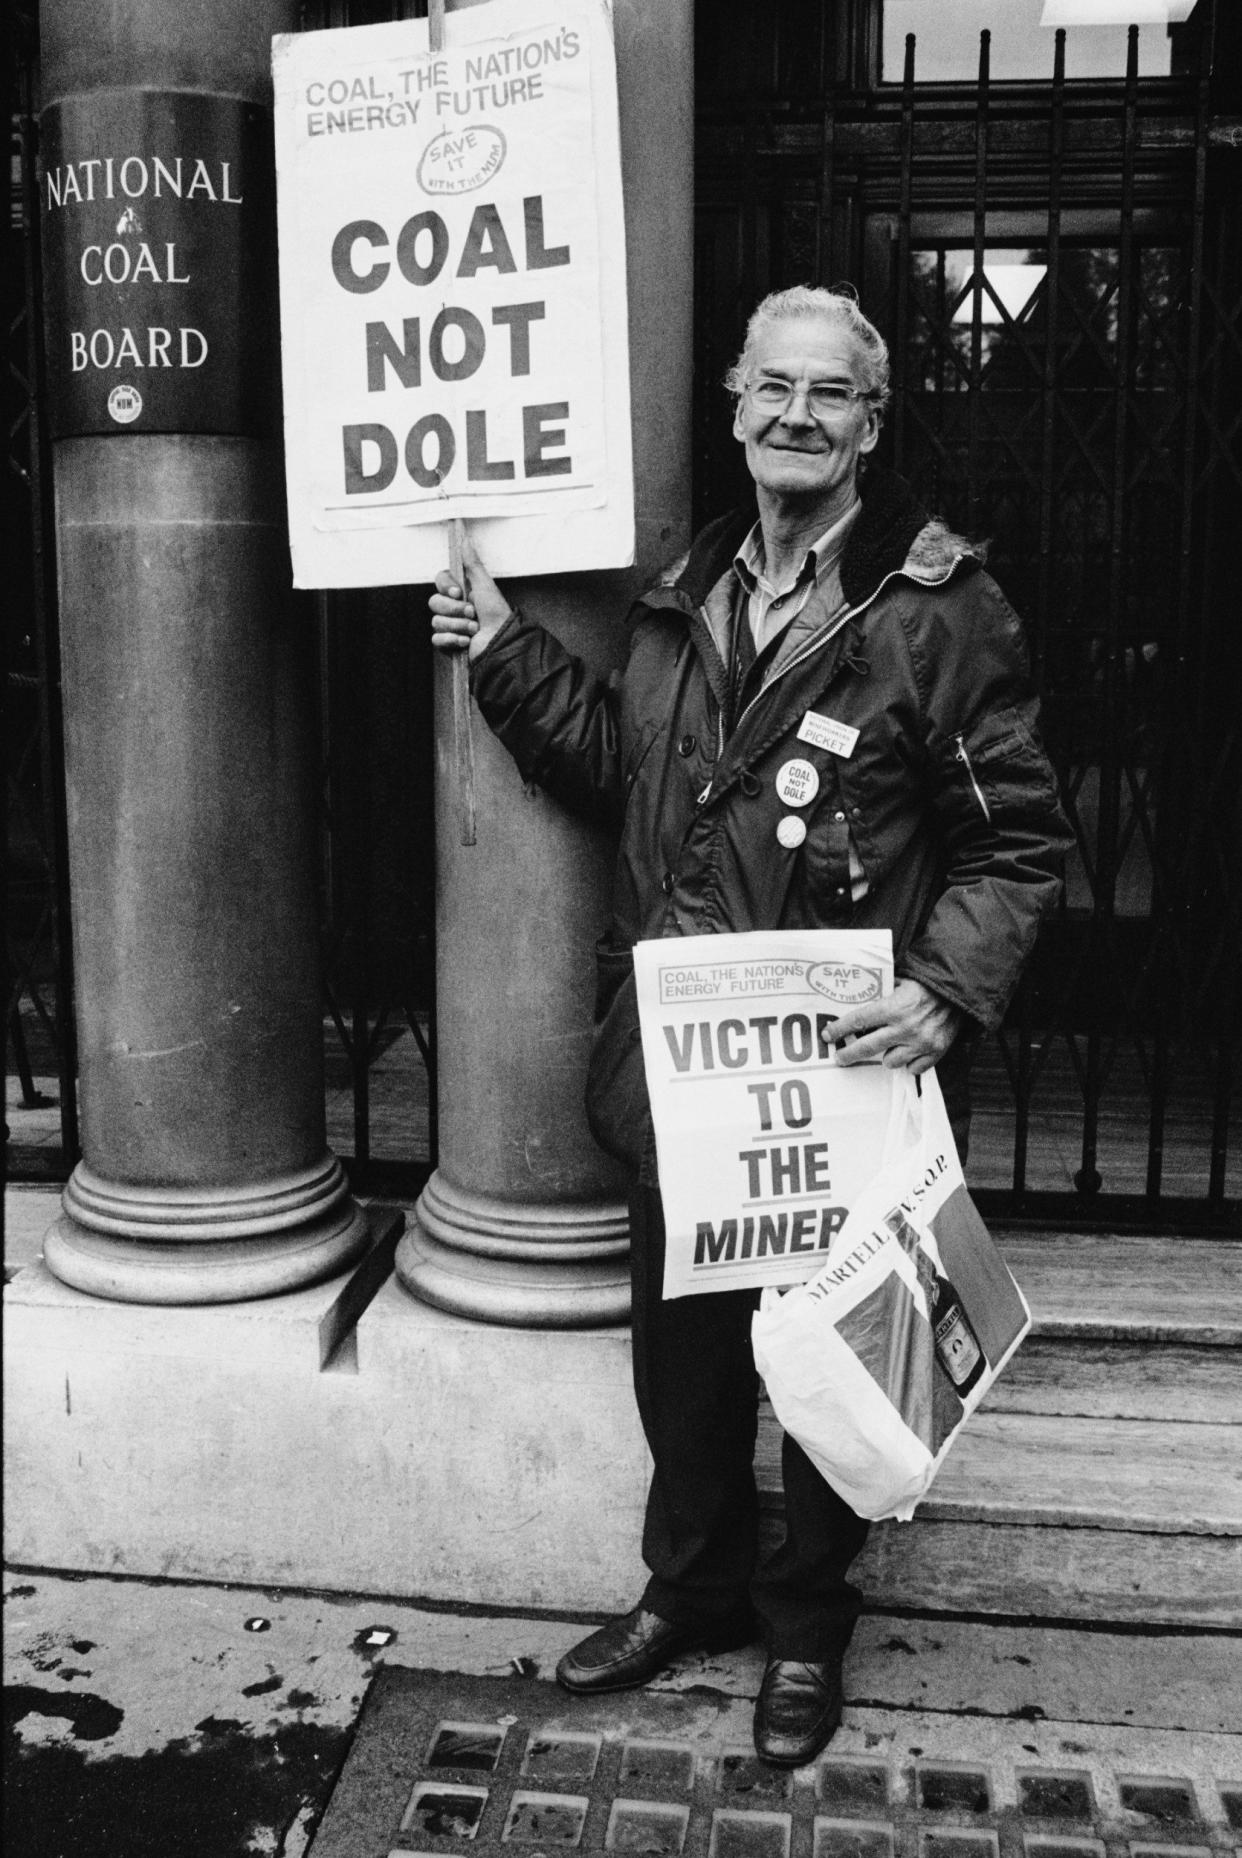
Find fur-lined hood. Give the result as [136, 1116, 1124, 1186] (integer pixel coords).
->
[901, 514, 987, 586]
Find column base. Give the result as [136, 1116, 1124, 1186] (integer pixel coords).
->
[395, 1171, 631, 1327]
[61, 1154, 351, 1240]
[42, 1196, 371, 1305]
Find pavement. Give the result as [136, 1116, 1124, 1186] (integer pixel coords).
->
[4, 1564, 1240, 1858]
[5, 1184, 1241, 1858]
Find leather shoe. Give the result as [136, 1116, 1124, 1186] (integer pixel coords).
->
[753, 1656, 844, 1766]
[556, 1603, 754, 1694]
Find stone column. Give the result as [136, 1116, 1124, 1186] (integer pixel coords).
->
[395, 0, 695, 1325]
[39, 0, 369, 1302]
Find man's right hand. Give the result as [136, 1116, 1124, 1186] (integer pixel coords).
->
[429, 532, 513, 662]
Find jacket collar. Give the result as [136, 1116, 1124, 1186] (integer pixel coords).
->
[647, 466, 983, 617]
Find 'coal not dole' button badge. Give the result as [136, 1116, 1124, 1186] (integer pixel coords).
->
[777, 815, 807, 849]
[775, 758, 819, 807]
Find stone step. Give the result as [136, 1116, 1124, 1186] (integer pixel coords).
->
[993, 1233, 1242, 1420]
[755, 1232, 1242, 1628]
[756, 1406, 1242, 1627]
[994, 1231, 1242, 1344]
[756, 1409, 1242, 1537]
[979, 1334, 1242, 1422]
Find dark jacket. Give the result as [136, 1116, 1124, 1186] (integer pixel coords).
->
[473, 466, 1073, 1174]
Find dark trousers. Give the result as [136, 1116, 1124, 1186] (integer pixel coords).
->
[628, 1184, 869, 1659]
[627, 1047, 974, 1661]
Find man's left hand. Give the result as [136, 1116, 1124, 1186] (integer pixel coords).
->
[829, 979, 964, 1074]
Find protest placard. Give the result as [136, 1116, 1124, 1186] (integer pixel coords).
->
[272, 0, 632, 588]
[633, 930, 901, 1299]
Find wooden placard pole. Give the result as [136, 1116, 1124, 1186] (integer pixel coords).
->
[448, 513, 477, 847]
[430, 0, 477, 848]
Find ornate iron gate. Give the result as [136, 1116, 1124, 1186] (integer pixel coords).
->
[696, 3, 1242, 1227]
[304, 0, 437, 1201]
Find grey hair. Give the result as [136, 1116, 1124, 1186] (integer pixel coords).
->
[725, 284, 891, 413]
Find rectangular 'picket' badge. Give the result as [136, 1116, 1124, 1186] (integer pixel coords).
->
[798, 710, 860, 758]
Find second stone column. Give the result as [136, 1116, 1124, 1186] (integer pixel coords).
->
[396, 0, 695, 1326]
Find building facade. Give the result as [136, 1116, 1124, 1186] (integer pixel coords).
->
[7, 0, 1242, 1243]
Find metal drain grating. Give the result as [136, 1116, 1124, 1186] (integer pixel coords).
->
[306, 1668, 1242, 1858]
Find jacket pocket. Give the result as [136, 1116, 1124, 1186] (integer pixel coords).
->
[945, 705, 1061, 822]
[798, 808, 857, 920]
[622, 720, 661, 797]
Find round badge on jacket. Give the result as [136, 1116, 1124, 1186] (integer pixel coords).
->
[775, 759, 819, 807]
[777, 815, 808, 849]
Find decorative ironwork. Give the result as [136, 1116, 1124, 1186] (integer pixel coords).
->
[696, 4, 1241, 1226]
[305, 0, 437, 1199]
[314, 587, 436, 1195]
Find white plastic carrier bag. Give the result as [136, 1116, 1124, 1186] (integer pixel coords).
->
[750, 1068, 1031, 1522]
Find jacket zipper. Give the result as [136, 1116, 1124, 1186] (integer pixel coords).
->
[954, 733, 993, 823]
[692, 555, 966, 806]
[699, 713, 725, 806]
[731, 560, 961, 738]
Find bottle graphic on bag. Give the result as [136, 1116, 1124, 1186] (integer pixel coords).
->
[885, 1209, 988, 1396]
[930, 1275, 987, 1394]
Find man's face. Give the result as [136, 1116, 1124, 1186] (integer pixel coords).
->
[732, 315, 880, 508]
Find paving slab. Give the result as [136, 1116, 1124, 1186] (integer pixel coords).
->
[4, 1570, 1240, 1858]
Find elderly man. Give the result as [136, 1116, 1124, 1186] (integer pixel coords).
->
[430, 285, 1071, 1765]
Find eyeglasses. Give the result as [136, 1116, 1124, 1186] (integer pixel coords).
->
[746, 377, 873, 419]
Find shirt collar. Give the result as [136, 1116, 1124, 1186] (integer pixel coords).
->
[733, 498, 861, 598]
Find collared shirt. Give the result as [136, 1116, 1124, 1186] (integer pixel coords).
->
[733, 498, 870, 905]
[733, 498, 861, 657]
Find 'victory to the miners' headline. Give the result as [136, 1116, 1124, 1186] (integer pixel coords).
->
[273, 0, 634, 588]
[634, 931, 904, 1300]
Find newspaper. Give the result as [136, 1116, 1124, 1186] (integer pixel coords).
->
[633, 929, 898, 1298]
